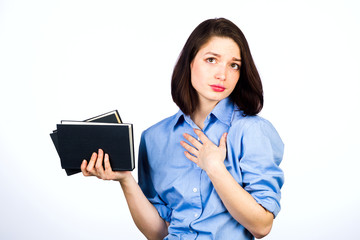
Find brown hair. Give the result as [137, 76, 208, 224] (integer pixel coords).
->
[171, 18, 263, 116]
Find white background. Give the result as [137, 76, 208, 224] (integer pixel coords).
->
[1, 0, 359, 239]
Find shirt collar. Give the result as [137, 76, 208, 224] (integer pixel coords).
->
[211, 97, 235, 127]
[172, 110, 186, 129]
[173, 97, 235, 129]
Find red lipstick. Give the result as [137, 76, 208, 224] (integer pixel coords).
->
[210, 84, 225, 92]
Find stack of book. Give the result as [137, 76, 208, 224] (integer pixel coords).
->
[50, 110, 135, 176]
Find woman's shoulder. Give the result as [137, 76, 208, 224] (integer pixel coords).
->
[231, 111, 281, 140]
[232, 111, 271, 130]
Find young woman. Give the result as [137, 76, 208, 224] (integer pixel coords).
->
[81, 18, 284, 240]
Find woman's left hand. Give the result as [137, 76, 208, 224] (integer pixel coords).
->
[180, 129, 227, 172]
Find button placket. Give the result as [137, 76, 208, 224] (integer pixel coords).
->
[192, 186, 201, 220]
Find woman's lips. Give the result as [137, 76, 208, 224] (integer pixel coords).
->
[210, 84, 225, 92]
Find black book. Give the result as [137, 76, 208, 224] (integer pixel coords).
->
[50, 110, 134, 176]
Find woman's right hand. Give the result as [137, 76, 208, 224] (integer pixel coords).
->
[81, 148, 131, 182]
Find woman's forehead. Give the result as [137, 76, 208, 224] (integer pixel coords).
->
[197, 36, 241, 58]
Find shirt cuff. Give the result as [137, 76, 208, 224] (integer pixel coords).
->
[152, 202, 172, 222]
[252, 192, 281, 218]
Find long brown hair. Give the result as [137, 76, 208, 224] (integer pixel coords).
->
[171, 18, 263, 116]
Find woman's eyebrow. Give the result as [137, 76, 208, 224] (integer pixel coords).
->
[204, 52, 241, 62]
[233, 57, 241, 62]
[204, 51, 221, 57]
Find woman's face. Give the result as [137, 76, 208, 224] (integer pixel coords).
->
[190, 36, 241, 107]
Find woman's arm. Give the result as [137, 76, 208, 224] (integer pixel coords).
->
[119, 174, 169, 240]
[205, 161, 273, 239]
[181, 129, 272, 239]
[81, 149, 168, 240]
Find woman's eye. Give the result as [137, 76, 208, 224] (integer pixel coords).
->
[206, 58, 216, 63]
[231, 63, 240, 70]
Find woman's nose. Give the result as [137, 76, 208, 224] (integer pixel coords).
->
[215, 65, 226, 81]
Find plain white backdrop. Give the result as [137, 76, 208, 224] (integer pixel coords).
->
[1, 0, 359, 239]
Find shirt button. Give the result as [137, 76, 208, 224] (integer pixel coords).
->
[193, 188, 198, 193]
[194, 213, 199, 218]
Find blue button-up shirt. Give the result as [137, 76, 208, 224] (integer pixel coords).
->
[138, 98, 284, 240]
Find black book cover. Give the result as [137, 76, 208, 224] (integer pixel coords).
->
[50, 110, 132, 176]
[50, 130, 81, 175]
[57, 122, 134, 171]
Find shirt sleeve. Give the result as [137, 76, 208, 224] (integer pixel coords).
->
[137, 132, 172, 222]
[239, 118, 284, 218]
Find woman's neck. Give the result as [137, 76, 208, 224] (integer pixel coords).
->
[191, 99, 219, 129]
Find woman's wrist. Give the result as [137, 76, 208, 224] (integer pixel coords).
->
[205, 161, 227, 179]
[119, 173, 135, 187]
